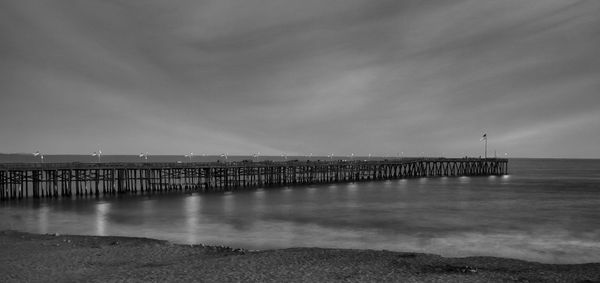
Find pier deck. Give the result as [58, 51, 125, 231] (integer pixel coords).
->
[0, 158, 508, 200]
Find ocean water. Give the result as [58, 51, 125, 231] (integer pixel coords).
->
[1, 158, 599, 264]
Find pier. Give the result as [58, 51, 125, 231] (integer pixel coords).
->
[0, 158, 508, 200]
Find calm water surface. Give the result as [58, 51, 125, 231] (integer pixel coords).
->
[1, 158, 599, 263]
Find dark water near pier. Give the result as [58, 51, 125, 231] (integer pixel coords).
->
[1, 158, 599, 264]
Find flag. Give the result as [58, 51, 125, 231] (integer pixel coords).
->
[33, 151, 40, 157]
[480, 133, 487, 141]
[139, 153, 145, 158]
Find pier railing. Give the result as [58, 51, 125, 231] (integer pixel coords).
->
[0, 158, 508, 200]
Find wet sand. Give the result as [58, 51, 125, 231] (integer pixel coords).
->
[1, 230, 599, 282]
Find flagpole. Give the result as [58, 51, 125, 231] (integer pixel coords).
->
[485, 138, 487, 159]
[481, 133, 488, 159]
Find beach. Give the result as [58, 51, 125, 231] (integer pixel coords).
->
[1, 230, 598, 282]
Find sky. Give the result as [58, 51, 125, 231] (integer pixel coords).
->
[1, 0, 599, 158]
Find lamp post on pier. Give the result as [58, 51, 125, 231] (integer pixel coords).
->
[184, 152, 194, 162]
[92, 148, 102, 163]
[139, 152, 149, 162]
[253, 152, 260, 162]
[33, 150, 44, 163]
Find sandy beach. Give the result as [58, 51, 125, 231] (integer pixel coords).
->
[1, 230, 598, 282]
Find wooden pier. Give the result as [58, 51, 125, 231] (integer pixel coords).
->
[0, 158, 508, 201]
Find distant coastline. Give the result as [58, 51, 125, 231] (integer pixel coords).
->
[2, 153, 599, 164]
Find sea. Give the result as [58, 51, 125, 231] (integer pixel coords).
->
[1, 156, 599, 264]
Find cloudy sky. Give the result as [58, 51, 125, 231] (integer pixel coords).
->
[1, 0, 599, 158]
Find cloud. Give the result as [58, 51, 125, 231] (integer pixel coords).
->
[1, 0, 599, 157]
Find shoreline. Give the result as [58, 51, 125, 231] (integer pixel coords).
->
[1, 230, 599, 282]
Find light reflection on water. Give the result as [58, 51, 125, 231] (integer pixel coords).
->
[1, 159, 600, 264]
[184, 196, 199, 244]
[38, 205, 49, 234]
[95, 202, 110, 236]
